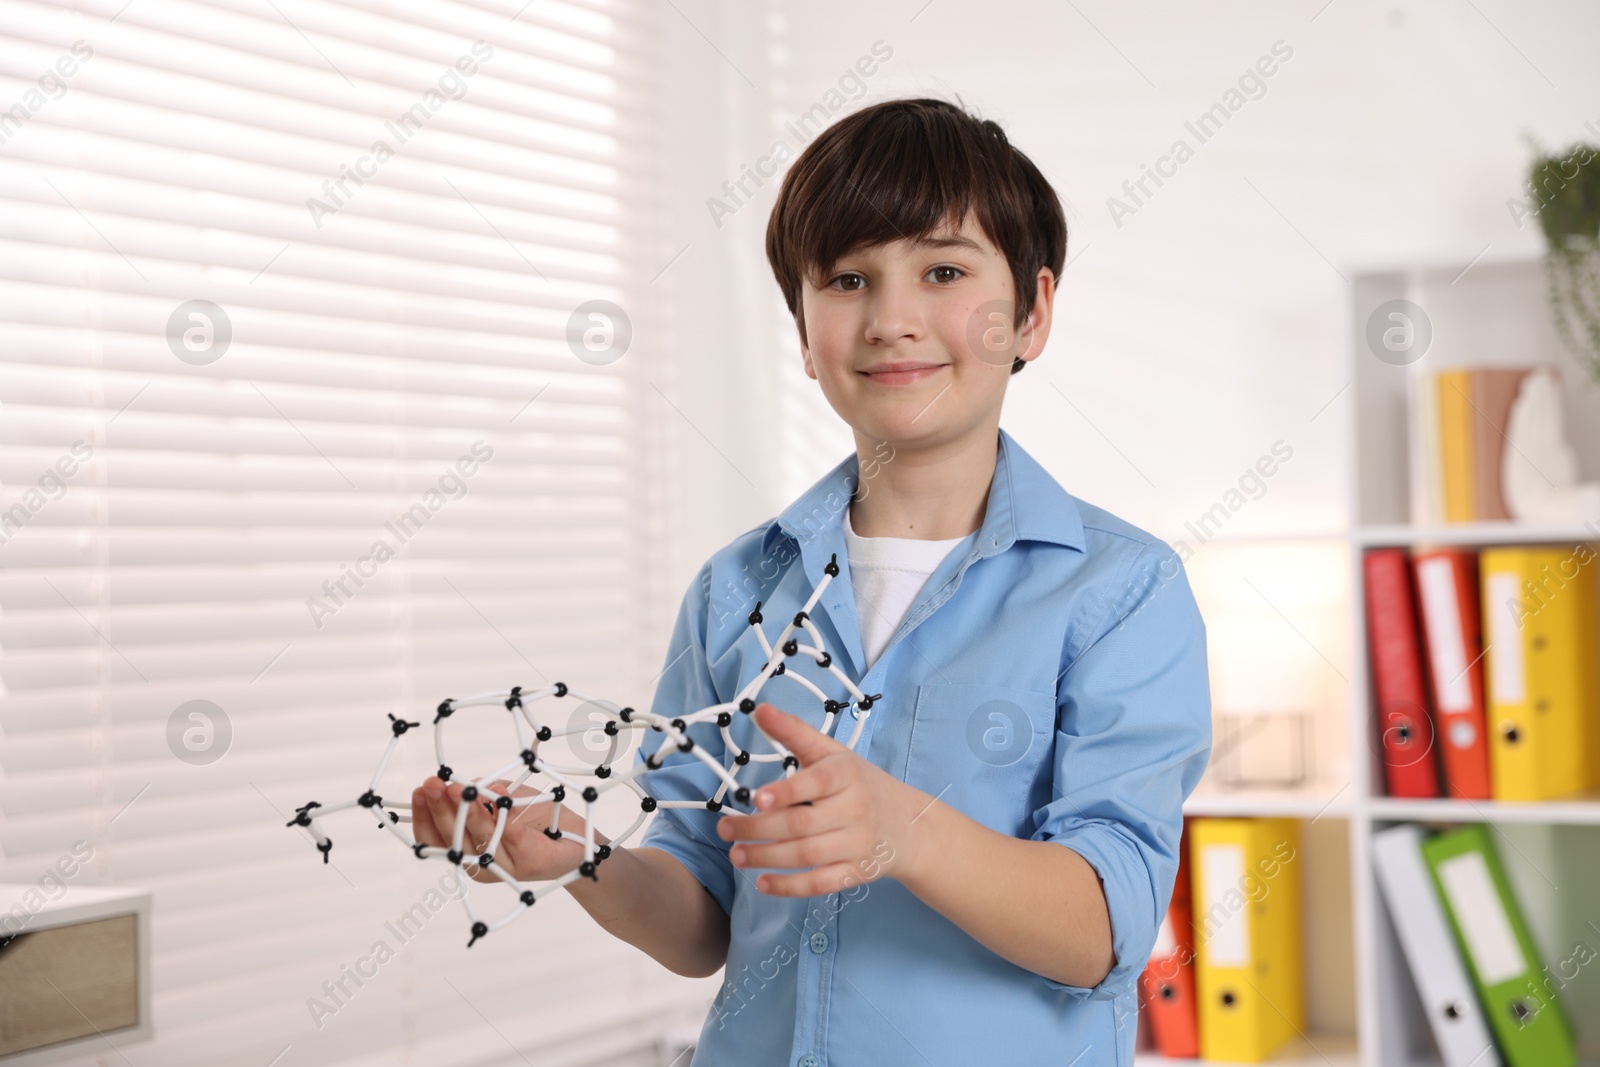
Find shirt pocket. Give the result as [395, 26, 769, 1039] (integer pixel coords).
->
[902, 682, 1057, 838]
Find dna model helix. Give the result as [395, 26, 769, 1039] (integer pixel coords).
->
[287, 553, 884, 947]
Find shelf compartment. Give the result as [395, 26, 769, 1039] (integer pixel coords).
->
[1367, 820, 1600, 1066]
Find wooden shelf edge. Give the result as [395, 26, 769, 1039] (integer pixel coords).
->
[1183, 783, 1354, 820]
[1148, 520, 1600, 548]
[1356, 520, 1600, 546]
[1135, 1034, 1359, 1067]
[1182, 789, 1600, 824]
[1368, 794, 1600, 825]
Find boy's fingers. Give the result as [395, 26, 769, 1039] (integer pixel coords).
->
[754, 860, 857, 897]
[731, 828, 853, 873]
[751, 761, 846, 811]
[409, 787, 442, 846]
[428, 792, 457, 843]
[752, 702, 847, 766]
[456, 788, 500, 847]
[423, 779, 450, 814]
[719, 789, 849, 842]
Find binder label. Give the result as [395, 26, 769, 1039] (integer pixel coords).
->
[1201, 843, 1248, 967]
[1417, 557, 1471, 712]
[1485, 572, 1526, 704]
[1438, 851, 1525, 985]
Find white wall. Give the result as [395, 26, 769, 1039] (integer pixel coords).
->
[653, 0, 1600, 569]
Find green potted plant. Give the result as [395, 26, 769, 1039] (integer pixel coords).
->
[1527, 141, 1600, 382]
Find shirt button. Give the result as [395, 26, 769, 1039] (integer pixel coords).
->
[798, 1056, 820, 1067]
[809, 931, 829, 954]
[850, 704, 861, 719]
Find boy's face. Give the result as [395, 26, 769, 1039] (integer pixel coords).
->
[796, 210, 1053, 450]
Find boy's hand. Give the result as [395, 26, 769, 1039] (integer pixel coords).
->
[715, 702, 935, 896]
[411, 776, 604, 885]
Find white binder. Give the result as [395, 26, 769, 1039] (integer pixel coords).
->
[1372, 825, 1502, 1067]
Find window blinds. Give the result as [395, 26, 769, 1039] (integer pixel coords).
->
[0, 1, 713, 1064]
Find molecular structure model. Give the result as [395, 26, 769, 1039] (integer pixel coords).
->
[288, 553, 884, 947]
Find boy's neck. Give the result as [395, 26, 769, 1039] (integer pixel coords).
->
[847, 425, 997, 541]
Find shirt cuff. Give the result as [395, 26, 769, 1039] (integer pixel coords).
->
[1033, 821, 1156, 1000]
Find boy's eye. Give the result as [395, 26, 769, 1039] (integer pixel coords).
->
[826, 266, 964, 289]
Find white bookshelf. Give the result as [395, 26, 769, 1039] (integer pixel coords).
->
[1141, 254, 1600, 1066]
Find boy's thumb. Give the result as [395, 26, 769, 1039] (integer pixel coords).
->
[752, 702, 842, 764]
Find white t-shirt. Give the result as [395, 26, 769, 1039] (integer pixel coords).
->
[840, 503, 970, 671]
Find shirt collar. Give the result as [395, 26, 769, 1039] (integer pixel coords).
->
[760, 427, 1086, 559]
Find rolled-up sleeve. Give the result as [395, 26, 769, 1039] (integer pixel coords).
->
[1031, 539, 1212, 998]
[633, 559, 737, 916]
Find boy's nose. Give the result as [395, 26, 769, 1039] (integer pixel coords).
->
[862, 288, 925, 346]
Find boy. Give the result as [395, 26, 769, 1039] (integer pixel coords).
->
[413, 97, 1211, 1066]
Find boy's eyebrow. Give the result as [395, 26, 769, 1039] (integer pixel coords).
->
[817, 232, 983, 275]
[910, 234, 983, 253]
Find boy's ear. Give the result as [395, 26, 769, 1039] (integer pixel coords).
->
[1014, 267, 1056, 366]
[798, 318, 818, 380]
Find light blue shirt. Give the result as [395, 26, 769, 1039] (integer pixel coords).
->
[634, 427, 1212, 1067]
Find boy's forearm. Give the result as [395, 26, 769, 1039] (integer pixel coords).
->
[897, 800, 1115, 989]
[564, 842, 731, 979]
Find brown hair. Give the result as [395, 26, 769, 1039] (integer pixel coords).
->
[764, 97, 1067, 374]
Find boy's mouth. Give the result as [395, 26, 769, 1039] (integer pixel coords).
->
[858, 361, 947, 385]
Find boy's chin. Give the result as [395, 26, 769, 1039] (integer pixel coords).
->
[846, 411, 979, 448]
[843, 418, 918, 447]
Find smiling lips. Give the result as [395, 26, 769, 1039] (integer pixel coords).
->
[859, 361, 947, 385]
